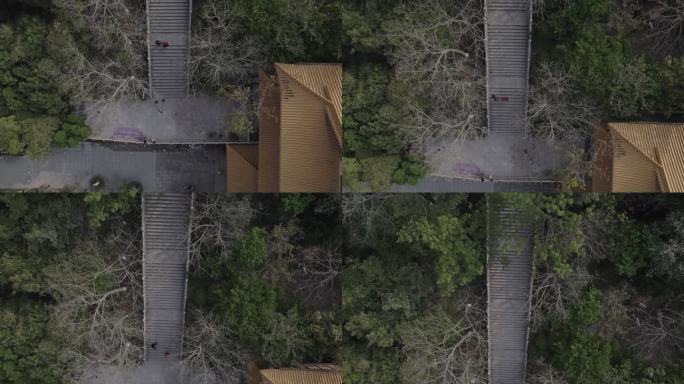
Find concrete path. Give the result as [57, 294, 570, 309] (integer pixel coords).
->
[142, 193, 191, 363]
[388, 175, 560, 193]
[485, 0, 532, 135]
[0, 143, 226, 192]
[487, 203, 534, 384]
[147, 0, 191, 98]
[83, 363, 189, 384]
[86, 97, 241, 144]
[426, 135, 562, 180]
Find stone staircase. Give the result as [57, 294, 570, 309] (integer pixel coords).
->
[147, 0, 191, 99]
[487, 203, 534, 383]
[142, 193, 192, 362]
[485, 0, 532, 135]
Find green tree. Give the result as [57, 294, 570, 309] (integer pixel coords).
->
[232, 0, 339, 62]
[212, 274, 280, 345]
[280, 194, 315, 216]
[0, 194, 87, 294]
[0, 16, 68, 117]
[359, 156, 399, 192]
[0, 300, 64, 384]
[398, 215, 483, 296]
[608, 220, 658, 278]
[342, 157, 361, 191]
[52, 115, 91, 148]
[0, 116, 23, 155]
[20, 116, 59, 158]
[231, 227, 269, 270]
[83, 184, 140, 228]
[391, 155, 429, 185]
[340, 345, 401, 384]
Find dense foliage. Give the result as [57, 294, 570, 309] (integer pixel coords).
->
[0, 192, 141, 383]
[187, 194, 343, 376]
[2, 193, 684, 383]
[0, 8, 92, 157]
[533, 0, 684, 119]
[497, 193, 684, 383]
[340, 194, 488, 384]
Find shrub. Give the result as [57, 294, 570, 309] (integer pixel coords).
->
[608, 220, 658, 278]
[342, 157, 361, 191]
[359, 156, 399, 191]
[280, 194, 315, 215]
[232, 227, 269, 270]
[0, 116, 23, 155]
[398, 215, 482, 296]
[391, 155, 429, 185]
[52, 115, 90, 148]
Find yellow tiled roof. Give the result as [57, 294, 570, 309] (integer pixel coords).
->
[274, 63, 342, 192]
[226, 144, 258, 192]
[275, 63, 343, 149]
[260, 368, 343, 384]
[609, 122, 684, 192]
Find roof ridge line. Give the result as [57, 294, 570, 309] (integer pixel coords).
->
[275, 63, 339, 110]
[609, 125, 665, 169]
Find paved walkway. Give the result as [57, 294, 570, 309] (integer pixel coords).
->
[147, 0, 191, 98]
[485, 0, 532, 135]
[143, 193, 192, 363]
[83, 363, 188, 384]
[0, 143, 226, 192]
[388, 175, 560, 193]
[426, 135, 562, 180]
[86, 97, 241, 144]
[487, 202, 534, 384]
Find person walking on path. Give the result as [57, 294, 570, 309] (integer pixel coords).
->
[155, 40, 170, 48]
[150, 342, 157, 350]
[164, 351, 170, 359]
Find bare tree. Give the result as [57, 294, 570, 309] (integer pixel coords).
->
[530, 271, 592, 330]
[47, 238, 143, 383]
[649, 211, 684, 281]
[399, 289, 487, 384]
[190, 194, 258, 268]
[180, 309, 247, 384]
[190, 0, 265, 92]
[384, 0, 487, 150]
[531, 0, 569, 20]
[51, 0, 149, 107]
[527, 359, 569, 384]
[643, 0, 684, 55]
[627, 299, 684, 362]
[527, 62, 598, 144]
[285, 246, 342, 302]
[53, 0, 145, 55]
[341, 194, 394, 245]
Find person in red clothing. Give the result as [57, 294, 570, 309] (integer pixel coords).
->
[155, 40, 170, 48]
[164, 351, 170, 359]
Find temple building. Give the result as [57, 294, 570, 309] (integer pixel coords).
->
[592, 122, 684, 192]
[227, 63, 342, 192]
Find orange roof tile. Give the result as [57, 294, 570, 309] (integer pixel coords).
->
[257, 71, 280, 192]
[227, 144, 258, 192]
[274, 64, 342, 192]
[608, 122, 684, 192]
[260, 368, 342, 384]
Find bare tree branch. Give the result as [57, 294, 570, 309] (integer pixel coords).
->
[190, 0, 265, 93]
[51, 0, 149, 108]
[385, 0, 487, 151]
[180, 309, 247, 384]
[399, 288, 487, 384]
[190, 194, 258, 269]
